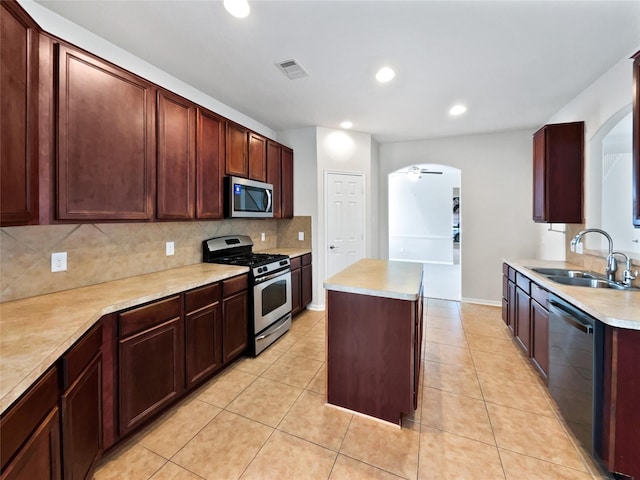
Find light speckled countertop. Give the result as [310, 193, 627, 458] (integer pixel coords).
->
[255, 248, 311, 258]
[506, 259, 640, 330]
[0, 263, 248, 414]
[324, 259, 423, 301]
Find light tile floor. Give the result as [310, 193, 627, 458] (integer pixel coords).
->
[94, 300, 607, 480]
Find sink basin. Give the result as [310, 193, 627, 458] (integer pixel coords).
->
[546, 276, 639, 291]
[528, 267, 640, 290]
[531, 267, 598, 278]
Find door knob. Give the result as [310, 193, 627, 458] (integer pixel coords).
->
[329, 245, 336, 249]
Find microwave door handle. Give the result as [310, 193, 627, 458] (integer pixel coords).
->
[265, 189, 272, 212]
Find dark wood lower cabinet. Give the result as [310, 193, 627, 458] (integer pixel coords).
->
[61, 355, 102, 480]
[291, 254, 312, 316]
[601, 327, 640, 479]
[1, 408, 61, 480]
[60, 324, 103, 480]
[327, 289, 422, 424]
[515, 286, 531, 354]
[530, 299, 549, 379]
[118, 316, 184, 436]
[185, 283, 223, 389]
[222, 291, 248, 363]
[0, 368, 60, 480]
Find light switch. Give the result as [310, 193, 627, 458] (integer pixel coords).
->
[261, 232, 266, 241]
[298, 231, 304, 241]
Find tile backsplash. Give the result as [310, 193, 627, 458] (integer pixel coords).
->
[0, 216, 311, 302]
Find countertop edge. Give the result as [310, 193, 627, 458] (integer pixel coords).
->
[323, 283, 419, 301]
[504, 259, 640, 330]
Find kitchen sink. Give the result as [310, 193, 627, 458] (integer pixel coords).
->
[546, 276, 630, 289]
[531, 267, 598, 278]
[528, 267, 640, 291]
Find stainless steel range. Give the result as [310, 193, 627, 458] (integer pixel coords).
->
[202, 235, 292, 356]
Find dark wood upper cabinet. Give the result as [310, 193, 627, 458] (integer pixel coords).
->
[0, 1, 40, 227]
[226, 122, 249, 178]
[532, 121, 584, 223]
[632, 51, 640, 228]
[156, 89, 196, 220]
[266, 140, 282, 218]
[56, 44, 156, 221]
[196, 108, 225, 219]
[248, 133, 267, 182]
[281, 146, 294, 219]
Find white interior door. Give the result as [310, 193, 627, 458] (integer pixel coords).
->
[326, 172, 365, 278]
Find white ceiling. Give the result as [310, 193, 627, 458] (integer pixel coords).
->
[34, 0, 640, 143]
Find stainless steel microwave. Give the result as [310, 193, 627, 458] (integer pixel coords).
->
[225, 176, 274, 218]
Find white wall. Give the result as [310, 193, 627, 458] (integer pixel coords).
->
[19, 0, 275, 140]
[379, 129, 537, 304]
[538, 50, 640, 259]
[389, 168, 460, 264]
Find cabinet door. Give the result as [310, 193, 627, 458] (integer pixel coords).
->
[119, 318, 183, 436]
[248, 133, 266, 182]
[226, 123, 248, 178]
[222, 290, 248, 363]
[515, 287, 531, 355]
[61, 355, 102, 480]
[0, 2, 39, 227]
[633, 51, 640, 228]
[196, 108, 225, 219]
[301, 263, 312, 308]
[281, 147, 294, 218]
[530, 300, 549, 379]
[156, 90, 196, 220]
[532, 122, 583, 223]
[266, 141, 282, 218]
[290, 267, 302, 315]
[1, 408, 61, 480]
[507, 281, 516, 335]
[185, 302, 223, 388]
[56, 44, 155, 220]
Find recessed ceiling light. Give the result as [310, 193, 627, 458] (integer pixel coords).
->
[340, 121, 353, 129]
[449, 104, 467, 116]
[224, 0, 250, 18]
[376, 67, 395, 83]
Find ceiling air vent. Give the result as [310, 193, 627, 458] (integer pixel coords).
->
[276, 59, 309, 79]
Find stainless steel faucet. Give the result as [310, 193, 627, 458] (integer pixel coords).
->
[609, 251, 639, 287]
[572, 229, 616, 281]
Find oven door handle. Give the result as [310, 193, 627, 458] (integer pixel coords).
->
[254, 269, 290, 284]
[256, 319, 289, 341]
[548, 300, 593, 334]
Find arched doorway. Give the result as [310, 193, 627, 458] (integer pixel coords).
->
[388, 164, 461, 300]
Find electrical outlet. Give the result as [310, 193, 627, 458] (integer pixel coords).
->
[298, 231, 304, 241]
[261, 232, 265, 242]
[51, 252, 67, 272]
[166, 241, 175, 256]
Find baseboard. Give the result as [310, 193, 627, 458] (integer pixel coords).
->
[306, 303, 325, 312]
[460, 297, 501, 307]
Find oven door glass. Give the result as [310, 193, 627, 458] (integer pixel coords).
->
[254, 271, 292, 333]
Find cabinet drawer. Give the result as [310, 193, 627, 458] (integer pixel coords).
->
[0, 367, 58, 471]
[516, 272, 530, 294]
[290, 256, 301, 270]
[508, 266, 516, 283]
[119, 296, 181, 337]
[185, 283, 221, 313]
[302, 253, 312, 266]
[531, 283, 548, 307]
[223, 274, 248, 297]
[62, 323, 102, 390]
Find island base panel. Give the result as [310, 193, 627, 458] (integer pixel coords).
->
[327, 290, 415, 425]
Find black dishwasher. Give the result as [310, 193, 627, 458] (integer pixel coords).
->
[548, 294, 604, 455]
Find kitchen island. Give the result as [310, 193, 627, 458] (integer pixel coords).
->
[324, 259, 423, 425]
